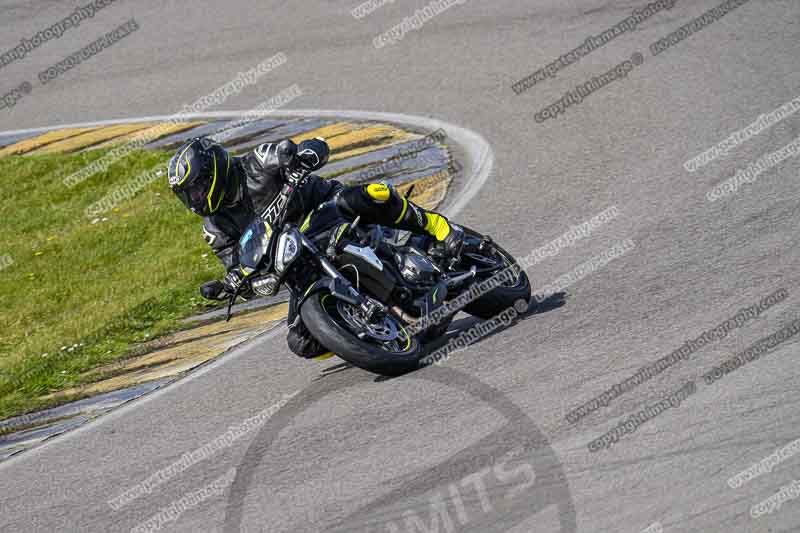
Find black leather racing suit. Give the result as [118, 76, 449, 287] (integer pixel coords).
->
[201, 142, 340, 272]
[201, 142, 340, 358]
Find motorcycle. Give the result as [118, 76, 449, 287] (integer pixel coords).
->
[224, 167, 531, 376]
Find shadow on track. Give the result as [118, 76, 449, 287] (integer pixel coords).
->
[223, 327, 576, 532]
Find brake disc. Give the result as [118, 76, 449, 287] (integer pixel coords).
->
[336, 301, 399, 342]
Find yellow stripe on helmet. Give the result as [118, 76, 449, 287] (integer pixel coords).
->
[208, 153, 223, 213]
[174, 143, 193, 185]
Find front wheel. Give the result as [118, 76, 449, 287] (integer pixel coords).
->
[300, 293, 424, 376]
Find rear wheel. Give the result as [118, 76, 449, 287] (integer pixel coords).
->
[300, 293, 423, 376]
[458, 227, 531, 319]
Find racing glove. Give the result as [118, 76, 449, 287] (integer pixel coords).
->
[222, 268, 246, 294]
[296, 138, 329, 171]
[222, 268, 256, 301]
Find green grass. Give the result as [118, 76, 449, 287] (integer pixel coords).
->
[0, 149, 226, 420]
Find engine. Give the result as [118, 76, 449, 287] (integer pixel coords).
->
[395, 250, 438, 285]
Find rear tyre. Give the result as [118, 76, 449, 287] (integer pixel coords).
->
[300, 293, 424, 376]
[460, 227, 532, 319]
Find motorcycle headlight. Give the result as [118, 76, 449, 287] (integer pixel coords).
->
[275, 231, 300, 273]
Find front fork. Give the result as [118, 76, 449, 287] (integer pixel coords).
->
[298, 233, 385, 321]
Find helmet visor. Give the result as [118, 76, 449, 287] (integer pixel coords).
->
[175, 178, 213, 215]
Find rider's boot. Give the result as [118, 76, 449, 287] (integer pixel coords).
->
[383, 187, 465, 263]
[424, 217, 465, 266]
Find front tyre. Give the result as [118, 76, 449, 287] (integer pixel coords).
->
[300, 293, 423, 376]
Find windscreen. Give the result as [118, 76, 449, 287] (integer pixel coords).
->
[238, 218, 273, 272]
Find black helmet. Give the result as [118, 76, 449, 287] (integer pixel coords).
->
[168, 138, 233, 216]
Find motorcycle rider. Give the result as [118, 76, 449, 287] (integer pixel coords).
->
[167, 135, 464, 358]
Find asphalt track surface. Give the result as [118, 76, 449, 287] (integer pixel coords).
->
[1, 1, 799, 532]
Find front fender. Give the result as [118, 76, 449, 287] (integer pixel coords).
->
[299, 276, 361, 309]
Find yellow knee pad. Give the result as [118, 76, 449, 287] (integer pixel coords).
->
[366, 183, 391, 202]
